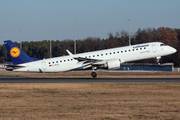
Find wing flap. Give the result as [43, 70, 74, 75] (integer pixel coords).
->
[66, 50, 105, 69]
[66, 50, 103, 63]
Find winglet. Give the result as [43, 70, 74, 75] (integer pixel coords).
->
[66, 50, 74, 57]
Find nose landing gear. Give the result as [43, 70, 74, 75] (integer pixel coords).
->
[156, 56, 161, 65]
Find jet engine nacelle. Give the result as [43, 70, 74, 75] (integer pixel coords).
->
[104, 59, 121, 69]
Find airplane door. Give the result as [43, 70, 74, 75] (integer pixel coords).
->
[152, 44, 156, 53]
[41, 61, 46, 70]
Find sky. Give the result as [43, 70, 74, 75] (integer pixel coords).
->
[0, 0, 180, 44]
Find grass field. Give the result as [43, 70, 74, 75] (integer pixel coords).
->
[0, 83, 180, 120]
[0, 70, 180, 119]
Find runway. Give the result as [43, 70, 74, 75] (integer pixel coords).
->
[0, 76, 180, 83]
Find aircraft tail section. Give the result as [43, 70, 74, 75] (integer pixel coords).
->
[4, 40, 40, 65]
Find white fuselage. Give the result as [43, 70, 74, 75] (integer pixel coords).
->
[13, 42, 176, 72]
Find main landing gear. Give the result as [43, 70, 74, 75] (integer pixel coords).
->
[91, 67, 97, 78]
[91, 72, 97, 78]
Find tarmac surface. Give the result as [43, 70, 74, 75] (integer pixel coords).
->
[0, 76, 180, 83]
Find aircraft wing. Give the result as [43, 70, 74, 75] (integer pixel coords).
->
[74, 57, 102, 62]
[66, 50, 104, 69]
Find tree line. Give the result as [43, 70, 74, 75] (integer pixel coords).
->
[0, 27, 180, 67]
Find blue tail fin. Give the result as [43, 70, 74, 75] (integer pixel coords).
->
[4, 40, 40, 65]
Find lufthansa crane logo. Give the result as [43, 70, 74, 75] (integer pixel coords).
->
[10, 47, 20, 58]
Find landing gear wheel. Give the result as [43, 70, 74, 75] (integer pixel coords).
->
[91, 72, 97, 78]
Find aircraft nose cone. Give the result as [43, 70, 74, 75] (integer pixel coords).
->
[172, 47, 177, 53]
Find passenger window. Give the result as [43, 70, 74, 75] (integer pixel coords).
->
[56, 61, 58, 63]
[49, 62, 51, 64]
[52, 62, 54, 64]
[93, 55, 95, 57]
[64, 60, 66, 62]
[110, 53, 111, 55]
[132, 49, 134, 51]
[113, 52, 115, 54]
[125, 50, 127, 52]
[121, 51, 123, 53]
[136, 49, 138, 50]
[106, 53, 108, 55]
[101, 54, 103, 56]
[129, 50, 130, 52]
[140, 48, 142, 50]
[117, 51, 119, 53]
[60, 60, 62, 62]
[97, 55, 99, 57]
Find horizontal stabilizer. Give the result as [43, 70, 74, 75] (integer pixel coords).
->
[5, 64, 26, 71]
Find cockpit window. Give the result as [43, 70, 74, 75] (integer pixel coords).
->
[160, 43, 167, 46]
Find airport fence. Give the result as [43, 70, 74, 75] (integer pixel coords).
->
[173, 68, 180, 72]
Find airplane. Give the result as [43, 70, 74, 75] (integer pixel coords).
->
[4, 40, 176, 78]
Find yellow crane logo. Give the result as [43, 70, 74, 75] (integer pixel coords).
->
[10, 47, 20, 58]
